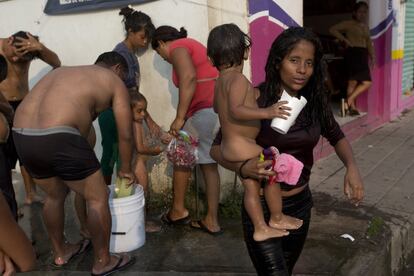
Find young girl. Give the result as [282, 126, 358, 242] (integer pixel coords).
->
[207, 24, 303, 242]
[130, 93, 171, 233]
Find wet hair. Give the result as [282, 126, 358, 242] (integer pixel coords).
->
[130, 92, 147, 108]
[261, 27, 330, 131]
[151, 26, 188, 49]
[12, 31, 40, 62]
[207, 23, 251, 69]
[119, 6, 155, 40]
[0, 55, 7, 82]
[352, 1, 369, 19]
[95, 51, 128, 76]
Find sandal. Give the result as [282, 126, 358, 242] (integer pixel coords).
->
[91, 254, 136, 276]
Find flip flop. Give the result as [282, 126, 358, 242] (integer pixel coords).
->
[190, 220, 224, 236]
[349, 108, 361, 116]
[91, 254, 136, 276]
[161, 212, 191, 226]
[51, 239, 92, 268]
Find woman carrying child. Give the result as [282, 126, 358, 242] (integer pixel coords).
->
[207, 24, 303, 242]
[210, 27, 364, 275]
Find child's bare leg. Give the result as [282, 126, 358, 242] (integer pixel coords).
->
[243, 178, 288, 241]
[265, 183, 303, 230]
[134, 157, 161, 233]
[134, 157, 148, 193]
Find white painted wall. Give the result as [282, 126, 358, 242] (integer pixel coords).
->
[0, 0, 249, 193]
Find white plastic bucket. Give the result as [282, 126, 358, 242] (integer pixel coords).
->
[108, 184, 145, 253]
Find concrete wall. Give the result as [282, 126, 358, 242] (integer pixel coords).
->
[0, 0, 249, 196]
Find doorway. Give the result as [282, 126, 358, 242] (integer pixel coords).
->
[303, 0, 361, 123]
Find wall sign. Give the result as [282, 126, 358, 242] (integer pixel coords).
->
[44, 0, 157, 15]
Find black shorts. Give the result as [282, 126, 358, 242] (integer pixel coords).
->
[344, 47, 371, 81]
[12, 126, 101, 181]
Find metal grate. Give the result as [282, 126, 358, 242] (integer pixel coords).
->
[402, 1, 414, 94]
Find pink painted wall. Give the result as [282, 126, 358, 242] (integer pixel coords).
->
[250, 18, 284, 86]
[248, 0, 414, 160]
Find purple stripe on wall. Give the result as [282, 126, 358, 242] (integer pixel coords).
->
[249, 0, 299, 27]
[370, 12, 394, 37]
[268, 1, 299, 27]
[248, 0, 268, 15]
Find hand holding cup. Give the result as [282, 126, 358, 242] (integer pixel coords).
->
[266, 101, 291, 120]
[271, 90, 307, 134]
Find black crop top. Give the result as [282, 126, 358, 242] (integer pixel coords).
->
[213, 91, 345, 191]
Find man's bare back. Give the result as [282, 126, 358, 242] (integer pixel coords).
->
[214, 71, 262, 162]
[13, 65, 129, 137]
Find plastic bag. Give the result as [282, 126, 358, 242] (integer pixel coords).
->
[166, 130, 198, 168]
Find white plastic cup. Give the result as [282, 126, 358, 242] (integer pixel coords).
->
[271, 90, 307, 134]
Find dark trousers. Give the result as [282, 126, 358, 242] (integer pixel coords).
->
[0, 143, 18, 220]
[242, 186, 313, 276]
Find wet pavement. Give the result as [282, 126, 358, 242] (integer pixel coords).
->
[12, 108, 414, 275]
[399, 252, 414, 276]
[11, 177, 393, 276]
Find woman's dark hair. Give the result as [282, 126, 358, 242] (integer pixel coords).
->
[151, 26, 188, 49]
[207, 23, 251, 69]
[0, 54, 7, 82]
[12, 31, 40, 61]
[261, 27, 330, 131]
[95, 51, 128, 75]
[119, 6, 155, 40]
[352, 1, 368, 19]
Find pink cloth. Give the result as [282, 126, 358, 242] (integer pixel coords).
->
[264, 147, 303, 186]
[272, 153, 303, 185]
[169, 38, 218, 119]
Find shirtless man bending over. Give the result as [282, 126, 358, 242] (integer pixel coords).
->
[12, 52, 136, 275]
[0, 31, 61, 205]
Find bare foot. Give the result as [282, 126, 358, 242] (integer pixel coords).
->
[92, 254, 135, 275]
[269, 215, 303, 230]
[145, 220, 162, 233]
[24, 193, 44, 205]
[3, 255, 15, 276]
[253, 226, 289, 242]
[53, 240, 90, 266]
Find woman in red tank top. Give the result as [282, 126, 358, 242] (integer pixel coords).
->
[152, 26, 222, 235]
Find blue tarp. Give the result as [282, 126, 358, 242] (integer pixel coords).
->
[44, 0, 157, 15]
